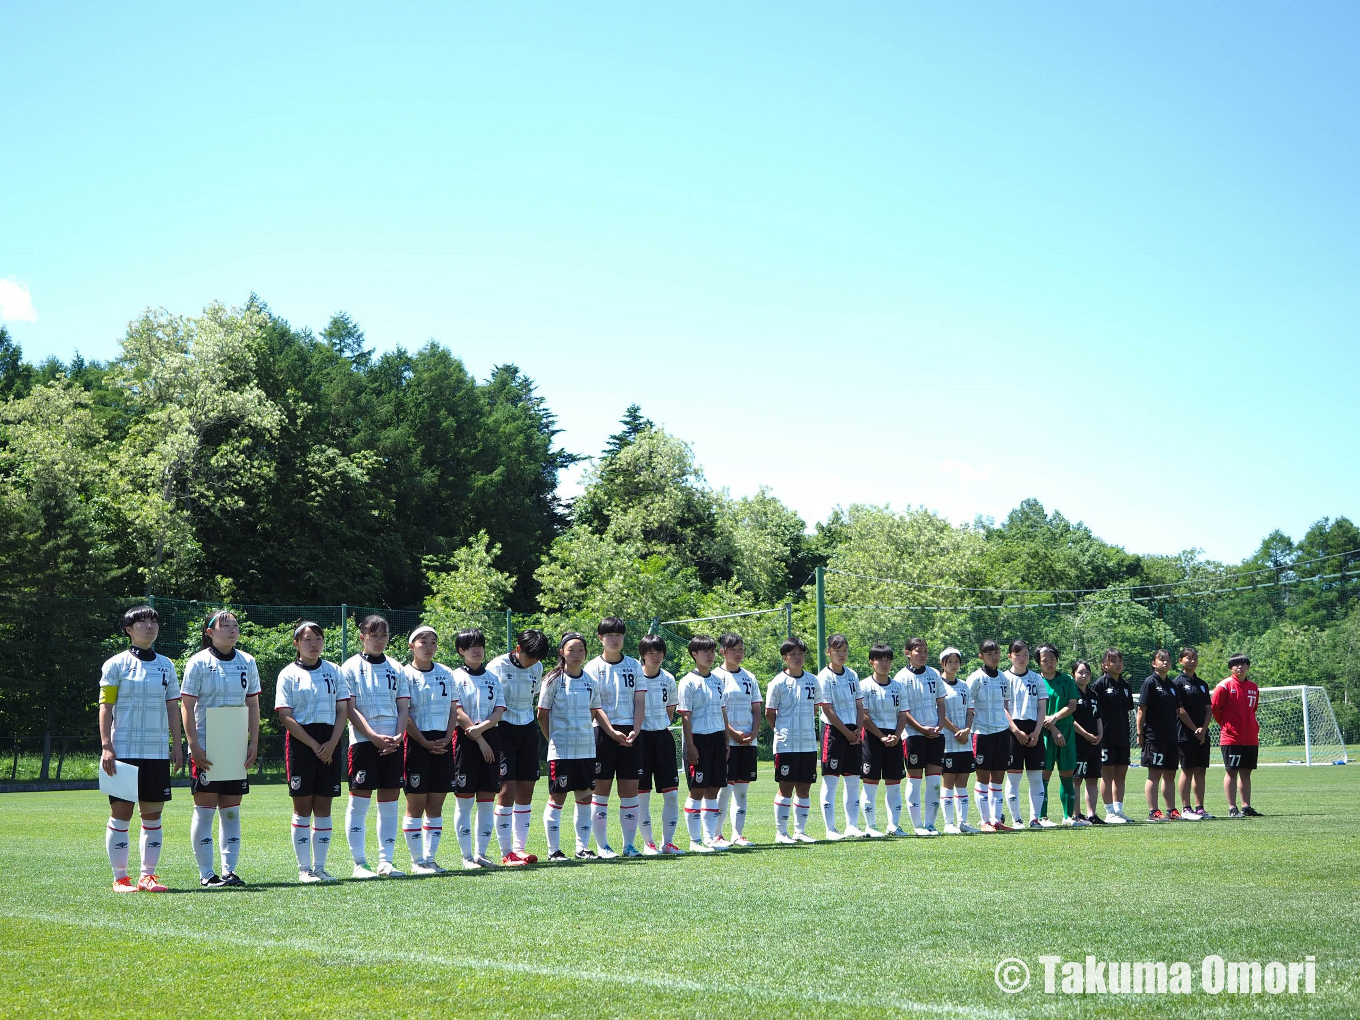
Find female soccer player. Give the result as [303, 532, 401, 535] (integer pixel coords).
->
[1091, 648, 1134, 823]
[1037, 644, 1080, 827]
[937, 647, 977, 834]
[1002, 640, 1048, 829]
[341, 615, 411, 877]
[966, 640, 1013, 832]
[817, 634, 864, 839]
[450, 628, 507, 869]
[1173, 647, 1213, 819]
[1071, 661, 1105, 823]
[584, 617, 646, 859]
[897, 637, 947, 836]
[1137, 648, 1182, 821]
[275, 621, 350, 882]
[765, 636, 821, 843]
[538, 632, 605, 862]
[715, 632, 761, 847]
[487, 628, 551, 865]
[677, 634, 729, 853]
[98, 605, 183, 892]
[1212, 654, 1262, 817]
[858, 643, 907, 837]
[400, 625, 457, 873]
[180, 610, 260, 889]
[636, 633, 681, 855]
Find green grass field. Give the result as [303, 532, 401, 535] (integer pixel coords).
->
[1, 767, 1357, 1019]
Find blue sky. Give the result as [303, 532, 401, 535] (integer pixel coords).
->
[3, 3, 1357, 564]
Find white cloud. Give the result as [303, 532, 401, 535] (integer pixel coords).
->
[0, 279, 37, 322]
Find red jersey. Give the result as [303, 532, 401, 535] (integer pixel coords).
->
[1211, 676, 1260, 745]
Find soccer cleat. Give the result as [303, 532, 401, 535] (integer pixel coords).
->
[978, 822, 997, 833]
[520, 850, 539, 863]
[690, 842, 715, 853]
[595, 845, 619, 860]
[1179, 809, 1201, 821]
[461, 857, 483, 871]
[731, 835, 754, 847]
[410, 862, 439, 876]
[1071, 817, 1091, 827]
[775, 832, 797, 844]
[1061, 816, 1076, 826]
[1228, 806, 1242, 817]
[547, 849, 571, 863]
[221, 871, 246, 887]
[136, 874, 169, 892]
[942, 823, 961, 835]
[299, 868, 323, 884]
[501, 851, 530, 867]
[1242, 806, 1263, 817]
[825, 829, 846, 841]
[112, 876, 138, 893]
[574, 848, 598, 861]
[375, 861, 404, 877]
[1086, 813, 1106, 825]
[1167, 809, 1183, 821]
[959, 822, 981, 834]
[474, 854, 498, 869]
[993, 822, 1014, 832]
[200, 874, 227, 890]
[622, 844, 643, 858]
[426, 860, 449, 874]
[843, 825, 863, 838]
[915, 826, 939, 837]
[1104, 813, 1127, 825]
[888, 826, 910, 837]
[1037, 818, 1059, 828]
[1196, 808, 1214, 820]
[660, 842, 686, 855]
[1027, 820, 1043, 830]
[641, 841, 660, 856]
[793, 831, 818, 843]
[710, 836, 732, 850]
[352, 864, 378, 879]
[863, 826, 885, 838]
[313, 868, 338, 882]
[1148, 809, 1165, 822]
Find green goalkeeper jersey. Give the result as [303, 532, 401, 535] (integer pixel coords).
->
[1045, 672, 1079, 736]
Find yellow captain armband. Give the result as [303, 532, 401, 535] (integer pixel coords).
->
[100, 685, 119, 705]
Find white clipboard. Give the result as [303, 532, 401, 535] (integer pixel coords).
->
[98, 759, 140, 801]
[204, 706, 248, 782]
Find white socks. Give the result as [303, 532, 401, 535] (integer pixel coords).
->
[975, 782, 988, 822]
[661, 790, 680, 847]
[885, 783, 903, 829]
[620, 799, 640, 849]
[574, 801, 592, 851]
[774, 795, 792, 835]
[861, 784, 878, 829]
[495, 805, 513, 855]
[990, 783, 1005, 824]
[293, 813, 312, 870]
[821, 775, 841, 833]
[219, 806, 241, 874]
[957, 788, 970, 826]
[543, 801, 563, 854]
[907, 777, 923, 828]
[312, 817, 332, 871]
[139, 820, 162, 876]
[842, 775, 862, 830]
[106, 818, 130, 879]
[513, 805, 532, 851]
[639, 793, 654, 846]
[730, 783, 749, 837]
[685, 796, 704, 843]
[375, 799, 399, 864]
[924, 775, 941, 829]
[456, 797, 475, 860]
[424, 816, 443, 863]
[702, 797, 720, 842]
[1005, 773, 1022, 825]
[476, 802, 494, 857]
[191, 806, 216, 878]
[1027, 772, 1045, 822]
[345, 796, 370, 865]
[793, 797, 811, 835]
[717, 786, 731, 838]
[591, 796, 610, 849]
[402, 815, 423, 864]
[942, 788, 957, 827]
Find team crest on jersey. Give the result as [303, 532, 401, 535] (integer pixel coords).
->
[861, 762, 871, 774]
[556, 775, 568, 789]
[410, 774, 421, 788]
[290, 776, 301, 790]
[780, 764, 789, 776]
[694, 771, 704, 784]
[594, 762, 602, 774]
[499, 762, 508, 777]
[354, 770, 367, 784]
[454, 773, 466, 787]
[829, 757, 838, 769]
[908, 753, 919, 765]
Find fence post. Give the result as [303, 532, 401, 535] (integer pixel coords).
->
[649, 617, 660, 636]
[1302, 686, 1312, 766]
[784, 604, 792, 640]
[815, 565, 827, 672]
[341, 605, 348, 663]
[506, 609, 514, 655]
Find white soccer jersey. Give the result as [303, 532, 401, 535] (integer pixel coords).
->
[859, 677, 905, 732]
[966, 667, 1011, 735]
[896, 665, 945, 729]
[817, 665, 862, 727]
[585, 654, 646, 726]
[765, 670, 821, 754]
[404, 662, 458, 733]
[940, 678, 973, 752]
[487, 652, 542, 726]
[452, 666, 506, 727]
[538, 670, 601, 760]
[180, 647, 261, 747]
[341, 653, 410, 743]
[678, 671, 727, 735]
[100, 648, 180, 759]
[274, 659, 347, 727]
[717, 666, 762, 746]
[641, 669, 677, 731]
[1005, 668, 1048, 722]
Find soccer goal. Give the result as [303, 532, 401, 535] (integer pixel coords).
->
[1250, 686, 1349, 765]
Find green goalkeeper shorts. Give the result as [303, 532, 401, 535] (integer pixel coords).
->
[1044, 728, 1077, 773]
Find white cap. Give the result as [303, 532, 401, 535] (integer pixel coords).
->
[939, 646, 963, 663]
[408, 625, 438, 644]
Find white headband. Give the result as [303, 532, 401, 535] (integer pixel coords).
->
[408, 625, 438, 644]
